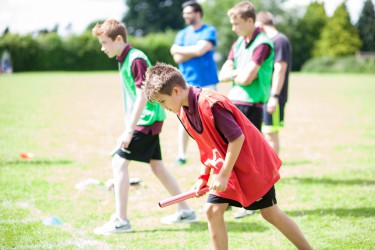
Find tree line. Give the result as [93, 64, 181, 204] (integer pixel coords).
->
[0, 0, 374, 73]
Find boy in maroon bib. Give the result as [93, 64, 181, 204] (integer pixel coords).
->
[143, 62, 312, 250]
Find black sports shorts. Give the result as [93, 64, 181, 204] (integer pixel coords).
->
[207, 186, 277, 210]
[234, 104, 263, 132]
[116, 131, 162, 163]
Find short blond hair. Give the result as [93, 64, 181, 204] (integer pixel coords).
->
[92, 19, 127, 42]
[143, 62, 188, 102]
[227, 1, 256, 22]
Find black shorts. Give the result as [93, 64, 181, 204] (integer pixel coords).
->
[116, 131, 162, 163]
[234, 104, 263, 132]
[207, 186, 277, 210]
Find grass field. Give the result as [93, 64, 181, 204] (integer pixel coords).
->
[0, 72, 374, 250]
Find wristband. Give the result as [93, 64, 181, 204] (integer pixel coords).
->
[198, 174, 210, 182]
[271, 93, 279, 98]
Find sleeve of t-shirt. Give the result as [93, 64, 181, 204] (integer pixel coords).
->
[252, 44, 271, 65]
[132, 58, 148, 89]
[201, 26, 217, 47]
[274, 38, 289, 63]
[227, 43, 236, 61]
[174, 30, 184, 45]
[212, 102, 243, 142]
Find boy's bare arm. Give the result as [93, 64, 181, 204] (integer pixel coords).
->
[271, 61, 287, 95]
[267, 60, 287, 114]
[234, 62, 260, 86]
[211, 134, 245, 192]
[119, 88, 147, 149]
[218, 60, 236, 82]
[171, 40, 213, 63]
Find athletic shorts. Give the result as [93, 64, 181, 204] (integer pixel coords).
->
[207, 186, 277, 210]
[116, 131, 162, 163]
[262, 102, 286, 134]
[234, 104, 263, 132]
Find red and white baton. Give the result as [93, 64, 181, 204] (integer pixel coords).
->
[158, 186, 210, 208]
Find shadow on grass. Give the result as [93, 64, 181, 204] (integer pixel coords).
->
[1, 159, 74, 167]
[282, 176, 375, 185]
[286, 207, 374, 218]
[133, 221, 268, 233]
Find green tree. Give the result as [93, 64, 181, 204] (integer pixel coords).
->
[202, 0, 239, 67]
[0, 33, 39, 71]
[313, 2, 362, 57]
[356, 0, 375, 51]
[123, 0, 185, 36]
[290, 1, 327, 70]
[35, 32, 65, 70]
[64, 32, 117, 71]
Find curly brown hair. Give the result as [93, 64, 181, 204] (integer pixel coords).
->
[143, 62, 188, 102]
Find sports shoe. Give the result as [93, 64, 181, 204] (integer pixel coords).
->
[233, 208, 255, 219]
[160, 209, 198, 224]
[173, 158, 187, 167]
[93, 215, 132, 235]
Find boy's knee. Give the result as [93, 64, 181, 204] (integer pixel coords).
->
[149, 162, 165, 174]
[260, 209, 272, 222]
[204, 203, 225, 220]
[111, 156, 126, 171]
[260, 205, 281, 223]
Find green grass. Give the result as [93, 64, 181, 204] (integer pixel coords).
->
[0, 72, 374, 249]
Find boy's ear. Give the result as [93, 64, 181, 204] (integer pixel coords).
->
[172, 86, 181, 96]
[116, 35, 124, 42]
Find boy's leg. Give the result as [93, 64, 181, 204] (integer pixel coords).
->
[93, 155, 131, 235]
[150, 159, 190, 210]
[175, 124, 189, 165]
[112, 155, 130, 220]
[260, 205, 313, 250]
[262, 102, 283, 154]
[263, 132, 280, 154]
[205, 203, 229, 250]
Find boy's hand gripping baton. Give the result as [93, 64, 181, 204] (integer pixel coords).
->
[158, 186, 210, 208]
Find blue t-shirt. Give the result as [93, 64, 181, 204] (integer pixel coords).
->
[174, 24, 219, 87]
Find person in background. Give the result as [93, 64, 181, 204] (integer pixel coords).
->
[256, 11, 292, 155]
[91, 19, 197, 235]
[143, 62, 313, 250]
[171, 0, 219, 166]
[218, 1, 274, 219]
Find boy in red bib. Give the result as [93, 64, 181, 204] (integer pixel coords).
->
[143, 62, 312, 250]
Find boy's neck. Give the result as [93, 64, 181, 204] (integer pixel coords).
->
[117, 43, 128, 57]
[263, 26, 279, 39]
[181, 87, 190, 107]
